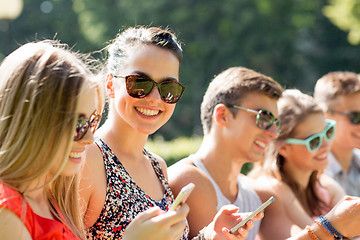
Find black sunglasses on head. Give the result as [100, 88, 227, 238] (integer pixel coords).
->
[114, 74, 185, 104]
[328, 109, 360, 125]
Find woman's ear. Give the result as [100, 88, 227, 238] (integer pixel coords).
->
[278, 143, 289, 158]
[106, 74, 115, 98]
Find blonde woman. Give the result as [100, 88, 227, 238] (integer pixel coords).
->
[0, 41, 103, 239]
[0, 40, 199, 240]
[0, 39, 226, 240]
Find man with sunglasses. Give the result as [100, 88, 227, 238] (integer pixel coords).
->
[314, 71, 360, 196]
[168, 67, 284, 239]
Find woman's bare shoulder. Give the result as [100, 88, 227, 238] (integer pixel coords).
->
[247, 175, 296, 204]
[0, 208, 32, 240]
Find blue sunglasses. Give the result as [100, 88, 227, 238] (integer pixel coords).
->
[285, 119, 336, 152]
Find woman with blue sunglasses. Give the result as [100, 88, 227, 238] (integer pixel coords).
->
[248, 89, 349, 239]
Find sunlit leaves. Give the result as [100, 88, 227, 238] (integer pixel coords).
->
[323, 0, 360, 45]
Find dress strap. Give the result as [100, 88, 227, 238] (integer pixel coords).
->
[142, 148, 169, 188]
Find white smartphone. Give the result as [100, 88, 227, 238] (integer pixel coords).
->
[229, 196, 275, 234]
[169, 183, 195, 211]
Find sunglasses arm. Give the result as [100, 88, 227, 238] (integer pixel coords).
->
[226, 104, 259, 114]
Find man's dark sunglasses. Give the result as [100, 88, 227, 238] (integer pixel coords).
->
[114, 74, 185, 104]
[226, 104, 281, 135]
[328, 109, 360, 125]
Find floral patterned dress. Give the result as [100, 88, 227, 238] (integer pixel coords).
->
[86, 137, 189, 240]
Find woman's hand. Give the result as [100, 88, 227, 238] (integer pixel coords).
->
[122, 204, 189, 240]
[324, 196, 360, 238]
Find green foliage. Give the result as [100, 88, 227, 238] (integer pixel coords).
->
[241, 163, 254, 176]
[145, 135, 202, 166]
[323, 0, 360, 45]
[3, 0, 93, 52]
[3, 0, 360, 140]
[69, 0, 360, 139]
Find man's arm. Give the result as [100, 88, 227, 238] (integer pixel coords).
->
[168, 161, 218, 239]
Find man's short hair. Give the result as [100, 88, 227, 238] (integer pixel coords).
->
[314, 71, 360, 111]
[200, 66, 283, 135]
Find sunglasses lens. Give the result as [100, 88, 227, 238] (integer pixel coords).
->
[325, 125, 335, 140]
[257, 111, 274, 129]
[125, 75, 184, 103]
[159, 81, 185, 104]
[126, 76, 154, 98]
[74, 117, 89, 141]
[350, 112, 360, 124]
[275, 120, 281, 134]
[90, 114, 101, 132]
[309, 136, 321, 151]
[74, 113, 102, 141]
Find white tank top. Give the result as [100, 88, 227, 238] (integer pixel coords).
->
[191, 155, 261, 240]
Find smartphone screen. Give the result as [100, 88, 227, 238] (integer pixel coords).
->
[229, 196, 274, 234]
[169, 183, 195, 211]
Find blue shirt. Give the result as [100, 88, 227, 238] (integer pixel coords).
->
[325, 149, 360, 196]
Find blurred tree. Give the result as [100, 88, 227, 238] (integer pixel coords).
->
[2, 0, 360, 140]
[1, 0, 94, 59]
[73, 0, 360, 139]
[323, 0, 360, 45]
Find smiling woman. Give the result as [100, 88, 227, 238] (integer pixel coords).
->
[79, 26, 190, 240]
[0, 40, 103, 240]
[248, 89, 348, 240]
[79, 26, 258, 240]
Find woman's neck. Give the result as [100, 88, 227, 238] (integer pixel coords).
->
[282, 162, 312, 191]
[22, 180, 54, 220]
[98, 119, 149, 157]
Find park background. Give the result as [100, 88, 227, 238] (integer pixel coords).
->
[1, 0, 360, 171]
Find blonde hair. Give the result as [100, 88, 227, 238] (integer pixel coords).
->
[0, 40, 101, 239]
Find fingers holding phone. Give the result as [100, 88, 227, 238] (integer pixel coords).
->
[200, 205, 260, 240]
[122, 204, 189, 240]
[229, 196, 274, 234]
[207, 196, 271, 239]
[169, 183, 195, 211]
[222, 211, 263, 239]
